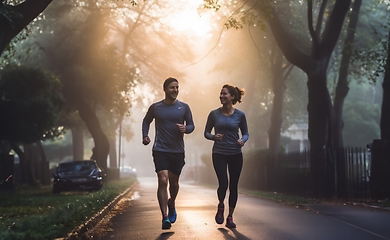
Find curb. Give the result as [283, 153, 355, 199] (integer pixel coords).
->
[239, 189, 390, 213]
[301, 201, 390, 215]
[347, 201, 390, 212]
[62, 180, 139, 240]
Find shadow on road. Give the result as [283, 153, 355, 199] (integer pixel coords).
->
[218, 228, 252, 240]
[155, 231, 174, 240]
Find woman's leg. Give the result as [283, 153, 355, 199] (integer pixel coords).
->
[212, 153, 228, 224]
[212, 153, 228, 204]
[227, 153, 243, 216]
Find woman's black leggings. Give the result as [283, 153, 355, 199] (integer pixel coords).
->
[212, 152, 243, 208]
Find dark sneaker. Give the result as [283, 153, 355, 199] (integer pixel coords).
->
[225, 216, 236, 228]
[168, 198, 177, 223]
[215, 204, 224, 224]
[162, 217, 171, 230]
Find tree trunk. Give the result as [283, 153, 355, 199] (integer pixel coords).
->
[76, 99, 109, 172]
[71, 127, 84, 160]
[370, 28, 390, 199]
[333, 0, 362, 199]
[37, 141, 50, 185]
[0, 142, 13, 189]
[380, 29, 390, 142]
[24, 143, 39, 186]
[307, 70, 334, 198]
[266, 49, 286, 190]
[266, 0, 351, 198]
[108, 135, 117, 168]
[11, 143, 36, 185]
[0, 0, 53, 55]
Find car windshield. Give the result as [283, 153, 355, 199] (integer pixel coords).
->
[58, 161, 96, 173]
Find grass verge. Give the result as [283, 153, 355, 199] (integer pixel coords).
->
[238, 188, 320, 206]
[0, 177, 136, 240]
[239, 188, 390, 210]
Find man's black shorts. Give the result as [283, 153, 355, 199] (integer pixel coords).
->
[152, 151, 185, 175]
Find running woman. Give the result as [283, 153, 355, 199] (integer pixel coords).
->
[204, 84, 249, 228]
[142, 77, 195, 230]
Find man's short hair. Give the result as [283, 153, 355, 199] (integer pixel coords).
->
[163, 77, 178, 90]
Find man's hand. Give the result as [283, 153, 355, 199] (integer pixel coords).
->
[176, 123, 186, 133]
[214, 133, 224, 141]
[142, 136, 151, 145]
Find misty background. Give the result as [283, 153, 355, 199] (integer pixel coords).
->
[1, 0, 386, 182]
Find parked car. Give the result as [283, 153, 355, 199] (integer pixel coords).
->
[52, 160, 104, 194]
[119, 166, 137, 178]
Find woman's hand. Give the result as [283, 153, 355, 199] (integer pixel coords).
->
[237, 138, 245, 147]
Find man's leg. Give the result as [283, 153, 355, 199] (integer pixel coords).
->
[166, 152, 184, 224]
[168, 171, 180, 202]
[167, 171, 180, 223]
[156, 170, 169, 218]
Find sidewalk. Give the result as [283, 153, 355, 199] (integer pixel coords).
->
[302, 202, 390, 239]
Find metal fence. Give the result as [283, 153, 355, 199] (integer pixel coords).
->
[345, 147, 371, 200]
[274, 150, 311, 197]
[202, 147, 374, 201]
[274, 147, 371, 201]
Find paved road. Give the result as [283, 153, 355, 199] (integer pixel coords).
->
[92, 177, 390, 240]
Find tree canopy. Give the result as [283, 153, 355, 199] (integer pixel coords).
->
[0, 65, 64, 143]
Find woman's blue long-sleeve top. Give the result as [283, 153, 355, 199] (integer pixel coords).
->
[204, 108, 249, 155]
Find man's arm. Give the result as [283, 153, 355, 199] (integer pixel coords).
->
[142, 104, 154, 145]
[184, 105, 194, 134]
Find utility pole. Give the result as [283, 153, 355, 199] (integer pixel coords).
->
[118, 122, 122, 170]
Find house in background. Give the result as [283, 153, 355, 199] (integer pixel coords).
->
[282, 122, 310, 153]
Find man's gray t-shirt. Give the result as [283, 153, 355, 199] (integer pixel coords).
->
[142, 100, 195, 153]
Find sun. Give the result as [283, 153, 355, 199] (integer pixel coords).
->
[166, 11, 213, 38]
[162, 0, 214, 38]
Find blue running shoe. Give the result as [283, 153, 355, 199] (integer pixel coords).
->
[168, 198, 177, 223]
[162, 217, 171, 230]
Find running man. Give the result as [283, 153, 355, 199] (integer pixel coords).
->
[142, 77, 195, 230]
